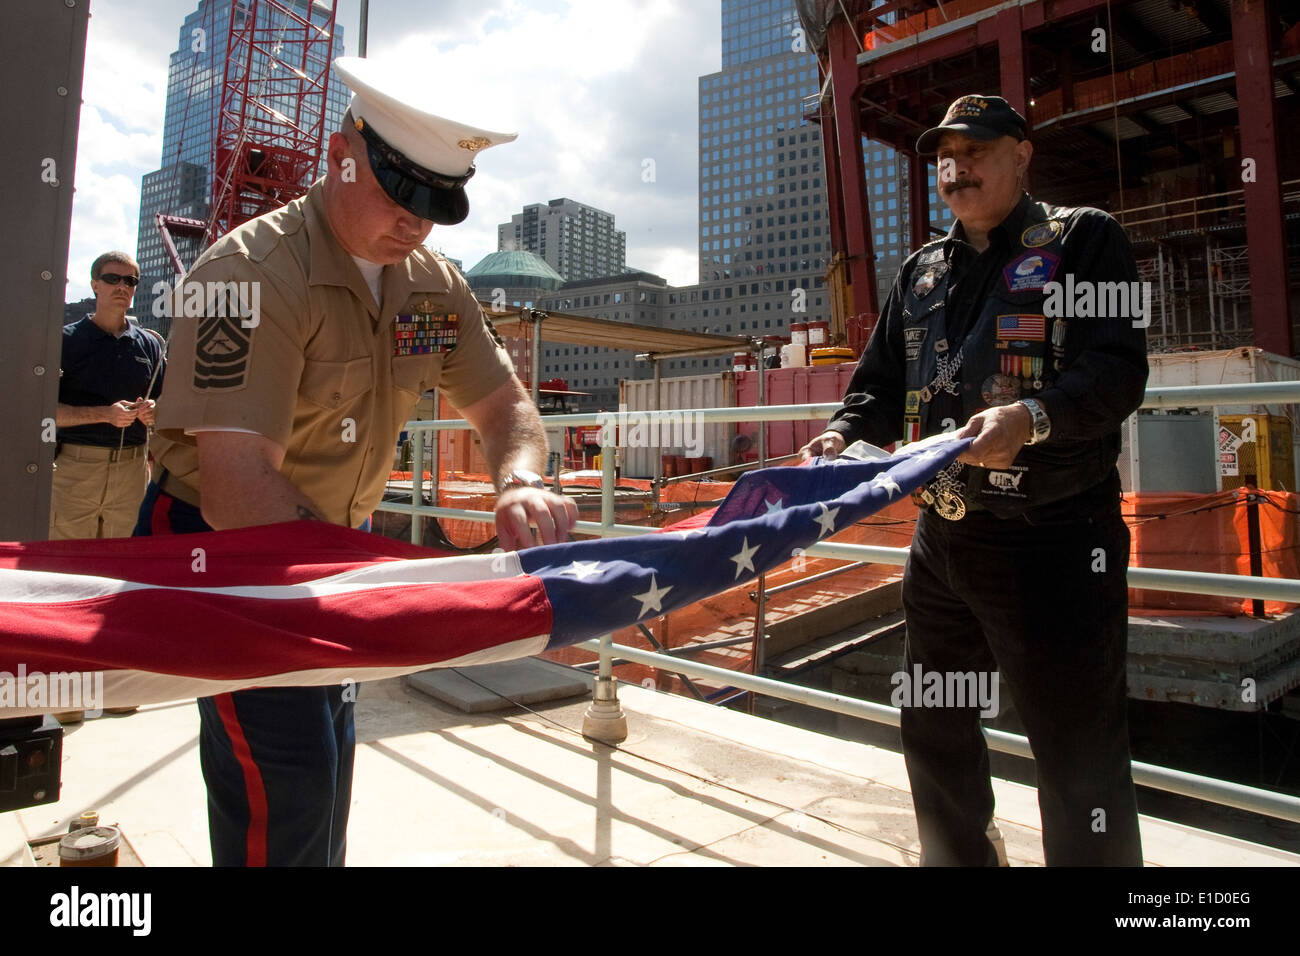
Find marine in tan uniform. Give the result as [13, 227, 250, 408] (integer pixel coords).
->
[134, 56, 577, 867]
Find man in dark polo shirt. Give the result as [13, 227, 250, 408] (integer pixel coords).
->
[52, 251, 165, 540]
[801, 96, 1148, 865]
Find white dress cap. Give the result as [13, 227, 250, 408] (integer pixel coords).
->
[333, 56, 517, 178]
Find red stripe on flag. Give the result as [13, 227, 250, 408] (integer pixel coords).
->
[214, 692, 268, 867]
[1, 576, 553, 676]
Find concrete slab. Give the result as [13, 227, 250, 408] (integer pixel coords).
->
[404, 658, 591, 713]
[1, 675, 1295, 868]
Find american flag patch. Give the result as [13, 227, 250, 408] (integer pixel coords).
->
[996, 314, 1046, 341]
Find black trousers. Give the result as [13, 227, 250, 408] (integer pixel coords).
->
[900, 502, 1143, 866]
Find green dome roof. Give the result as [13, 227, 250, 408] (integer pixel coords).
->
[465, 250, 565, 291]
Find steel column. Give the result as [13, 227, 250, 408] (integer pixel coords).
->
[826, 13, 879, 346]
[907, 150, 930, 254]
[994, 7, 1029, 118]
[3, 0, 88, 541]
[1231, 0, 1292, 356]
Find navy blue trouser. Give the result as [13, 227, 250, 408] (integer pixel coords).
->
[900, 502, 1143, 866]
[133, 479, 358, 867]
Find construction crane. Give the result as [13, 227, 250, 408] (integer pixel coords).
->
[157, 0, 340, 278]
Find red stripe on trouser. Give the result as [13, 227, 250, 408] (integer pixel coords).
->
[149, 491, 172, 536]
[213, 693, 269, 867]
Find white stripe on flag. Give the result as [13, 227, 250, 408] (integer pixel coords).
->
[0, 552, 526, 605]
[0, 634, 552, 717]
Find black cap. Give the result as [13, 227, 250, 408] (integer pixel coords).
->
[916, 95, 1027, 155]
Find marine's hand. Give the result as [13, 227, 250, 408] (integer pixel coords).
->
[956, 403, 1032, 470]
[495, 486, 579, 550]
[799, 430, 847, 462]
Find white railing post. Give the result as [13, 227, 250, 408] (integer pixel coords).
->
[582, 437, 628, 743]
[410, 428, 424, 545]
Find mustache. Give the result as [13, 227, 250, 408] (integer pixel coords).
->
[943, 177, 980, 194]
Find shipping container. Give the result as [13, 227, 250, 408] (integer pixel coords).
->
[1136, 348, 1300, 491]
[618, 372, 738, 478]
[733, 362, 858, 461]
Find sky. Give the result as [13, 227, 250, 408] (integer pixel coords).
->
[66, 0, 721, 302]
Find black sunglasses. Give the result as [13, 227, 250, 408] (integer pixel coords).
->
[97, 273, 139, 287]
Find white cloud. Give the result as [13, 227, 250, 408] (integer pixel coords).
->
[66, 0, 716, 301]
[65, 10, 169, 301]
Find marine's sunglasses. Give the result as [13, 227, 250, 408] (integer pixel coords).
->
[97, 273, 139, 287]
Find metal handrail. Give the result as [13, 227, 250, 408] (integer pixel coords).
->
[376, 379, 1300, 824]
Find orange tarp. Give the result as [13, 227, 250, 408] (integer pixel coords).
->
[1126, 490, 1300, 616]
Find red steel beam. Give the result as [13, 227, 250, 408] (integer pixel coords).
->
[826, 13, 879, 348]
[994, 7, 1029, 116]
[1231, 0, 1292, 356]
[908, 150, 931, 254]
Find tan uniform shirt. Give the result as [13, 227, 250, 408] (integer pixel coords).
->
[153, 180, 515, 528]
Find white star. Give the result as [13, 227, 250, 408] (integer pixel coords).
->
[560, 560, 602, 581]
[764, 497, 784, 513]
[869, 473, 902, 499]
[729, 537, 760, 580]
[632, 574, 673, 619]
[815, 502, 840, 538]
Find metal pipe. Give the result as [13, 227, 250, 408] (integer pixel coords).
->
[1142, 382, 1300, 408]
[636, 344, 756, 362]
[1159, 243, 1170, 343]
[410, 428, 423, 545]
[429, 390, 439, 508]
[530, 310, 541, 408]
[1244, 476, 1266, 618]
[1206, 236, 1217, 349]
[406, 402, 844, 432]
[357, 0, 368, 56]
[658, 452, 802, 484]
[652, 358, 662, 506]
[574, 639, 1300, 824]
[751, 561, 868, 599]
[376, 498, 1300, 604]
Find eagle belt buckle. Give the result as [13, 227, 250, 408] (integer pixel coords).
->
[933, 486, 967, 521]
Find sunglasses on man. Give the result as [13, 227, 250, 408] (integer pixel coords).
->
[97, 273, 140, 287]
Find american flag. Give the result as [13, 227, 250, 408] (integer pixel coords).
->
[996, 314, 1047, 340]
[0, 438, 968, 716]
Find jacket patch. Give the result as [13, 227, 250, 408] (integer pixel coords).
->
[1020, 220, 1063, 247]
[980, 464, 1029, 499]
[904, 326, 928, 360]
[194, 315, 251, 390]
[1003, 251, 1060, 292]
[995, 314, 1046, 343]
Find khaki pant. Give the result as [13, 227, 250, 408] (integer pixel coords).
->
[49, 444, 149, 540]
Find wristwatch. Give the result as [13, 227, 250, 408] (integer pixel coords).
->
[499, 469, 546, 492]
[1019, 398, 1051, 445]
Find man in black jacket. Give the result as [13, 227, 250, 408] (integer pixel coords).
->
[801, 95, 1147, 865]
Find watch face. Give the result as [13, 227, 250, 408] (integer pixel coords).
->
[508, 470, 544, 488]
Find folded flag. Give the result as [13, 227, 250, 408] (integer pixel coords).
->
[0, 438, 969, 715]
